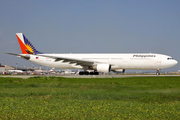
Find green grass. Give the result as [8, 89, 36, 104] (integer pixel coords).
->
[0, 76, 180, 119]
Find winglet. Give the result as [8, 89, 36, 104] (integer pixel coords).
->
[16, 33, 43, 54]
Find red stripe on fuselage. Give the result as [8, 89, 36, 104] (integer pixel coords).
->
[16, 34, 28, 54]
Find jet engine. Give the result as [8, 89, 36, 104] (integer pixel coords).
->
[92, 64, 111, 73]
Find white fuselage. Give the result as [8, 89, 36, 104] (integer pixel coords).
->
[7, 70, 23, 73]
[24, 53, 178, 70]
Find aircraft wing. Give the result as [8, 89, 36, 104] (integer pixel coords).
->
[37, 54, 97, 66]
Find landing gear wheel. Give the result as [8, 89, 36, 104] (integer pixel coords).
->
[79, 71, 84, 75]
[156, 72, 160, 76]
[79, 71, 99, 75]
[156, 69, 160, 76]
[84, 71, 89, 75]
[94, 72, 99, 75]
[79, 71, 90, 75]
[90, 72, 94, 75]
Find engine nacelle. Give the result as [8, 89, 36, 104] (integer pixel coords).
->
[112, 69, 125, 73]
[92, 64, 111, 73]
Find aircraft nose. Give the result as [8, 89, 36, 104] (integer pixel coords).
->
[171, 60, 178, 66]
[174, 60, 178, 65]
[162, 59, 178, 68]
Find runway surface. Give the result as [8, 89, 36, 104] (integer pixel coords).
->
[1, 74, 180, 79]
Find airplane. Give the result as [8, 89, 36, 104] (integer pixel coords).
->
[7, 70, 23, 74]
[33, 67, 55, 75]
[6, 33, 178, 75]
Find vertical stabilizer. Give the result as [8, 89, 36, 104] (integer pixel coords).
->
[16, 33, 43, 54]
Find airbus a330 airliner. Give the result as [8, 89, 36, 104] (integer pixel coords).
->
[6, 33, 178, 75]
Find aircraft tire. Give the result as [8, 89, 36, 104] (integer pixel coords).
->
[79, 71, 84, 75]
[84, 71, 89, 75]
[94, 72, 99, 75]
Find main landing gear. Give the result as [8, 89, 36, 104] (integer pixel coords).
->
[156, 69, 160, 76]
[79, 71, 99, 75]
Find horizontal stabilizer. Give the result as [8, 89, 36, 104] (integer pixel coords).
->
[5, 53, 30, 60]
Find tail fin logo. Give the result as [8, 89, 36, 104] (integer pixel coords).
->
[16, 33, 43, 54]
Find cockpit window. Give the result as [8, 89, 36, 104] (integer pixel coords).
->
[167, 58, 174, 60]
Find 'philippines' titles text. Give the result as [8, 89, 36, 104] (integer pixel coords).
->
[133, 55, 156, 58]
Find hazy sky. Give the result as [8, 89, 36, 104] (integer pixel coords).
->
[0, 0, 179, 72]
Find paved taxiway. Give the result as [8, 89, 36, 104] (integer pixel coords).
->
[1, 74, 180, 79]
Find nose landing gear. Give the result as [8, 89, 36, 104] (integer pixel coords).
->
[156, 69, 160, 76]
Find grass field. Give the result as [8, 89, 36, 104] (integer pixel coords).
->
[0, 76, 180, 119]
